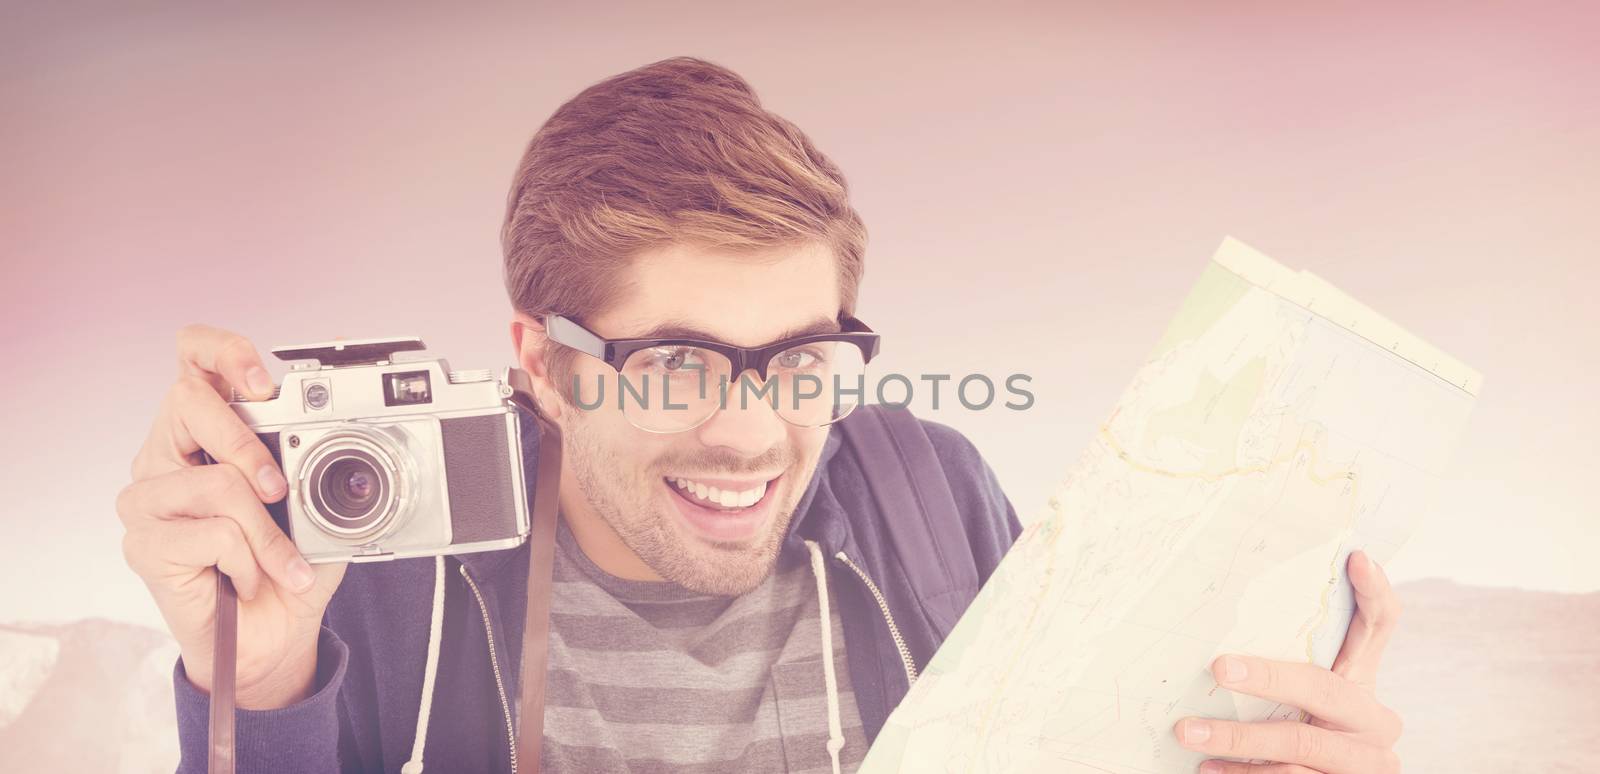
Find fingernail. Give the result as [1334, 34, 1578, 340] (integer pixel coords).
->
[1220, 655, 1248, 683]
[257, 465, 287, 497]
[286, 556, 315, 592]
[1182, 719, 1211, 745]
[1199, 761, 1224, 774]
[246, 367, 272, 397]
[1356, 550, 1373, 573]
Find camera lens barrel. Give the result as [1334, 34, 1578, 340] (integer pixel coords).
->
[296, 427, 412, 542]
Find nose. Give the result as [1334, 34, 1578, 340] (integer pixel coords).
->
[693, 370, 788, 456]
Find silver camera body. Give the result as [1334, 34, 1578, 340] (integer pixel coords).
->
[225, 337, 530, 564]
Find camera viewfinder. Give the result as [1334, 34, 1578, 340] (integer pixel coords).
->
[384, 371, 432, 407]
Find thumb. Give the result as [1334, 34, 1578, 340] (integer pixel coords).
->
[280, 561, 348, 617]
[310, 561, 348, 601]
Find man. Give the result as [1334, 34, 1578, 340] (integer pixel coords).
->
[118, 57, 1406, 773]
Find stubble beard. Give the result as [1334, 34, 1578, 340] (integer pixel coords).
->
[562, 410, 816, 596]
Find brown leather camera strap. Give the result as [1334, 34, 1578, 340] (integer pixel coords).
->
[208, 575, 237, 773]
[209, 376, 561, 774]
[515, 410, 561, 774]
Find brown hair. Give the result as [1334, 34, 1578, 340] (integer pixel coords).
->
[501, 56, 868, 330]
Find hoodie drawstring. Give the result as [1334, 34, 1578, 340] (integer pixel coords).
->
[804, 540, 846, 774]
[402, 555, 447, 774]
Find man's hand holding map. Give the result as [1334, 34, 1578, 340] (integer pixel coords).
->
[860, 237, 1481, 773]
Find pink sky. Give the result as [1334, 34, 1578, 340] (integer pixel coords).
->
[2, 2, 1596, 627]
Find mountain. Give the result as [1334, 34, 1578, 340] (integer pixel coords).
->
[1380, 580, 1600, 773]
[1, 581, 1596, 772]
[0, 619, 179, 773]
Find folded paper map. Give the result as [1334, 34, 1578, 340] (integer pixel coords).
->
[859, 237, 1481, 773]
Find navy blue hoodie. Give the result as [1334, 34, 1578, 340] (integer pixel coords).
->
[173, 411, 1022, 772]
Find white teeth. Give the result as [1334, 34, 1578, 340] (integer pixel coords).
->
[669, 476, 769, 509]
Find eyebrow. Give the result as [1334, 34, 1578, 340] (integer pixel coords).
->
[629, 316, 841, 346]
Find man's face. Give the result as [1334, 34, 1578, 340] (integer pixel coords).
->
[537, 241, 841, 595]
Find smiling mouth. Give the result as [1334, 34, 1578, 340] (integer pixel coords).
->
[664, 475, 776, 511]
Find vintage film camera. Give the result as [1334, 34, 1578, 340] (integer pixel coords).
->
[222, 337, 532, 564]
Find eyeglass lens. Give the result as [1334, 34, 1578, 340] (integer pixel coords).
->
[592, 341, 868, 432]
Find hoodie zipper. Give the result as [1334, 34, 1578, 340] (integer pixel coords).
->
[834, 551, 919, 687]
[460, 563, 520, 774]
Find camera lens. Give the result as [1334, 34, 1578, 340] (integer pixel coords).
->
[294, 426, 413, 544]
[307, 449, 392, 534]
[324, 458, 379, 514]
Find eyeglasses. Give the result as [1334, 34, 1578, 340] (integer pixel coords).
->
[542, 314, 881, 433]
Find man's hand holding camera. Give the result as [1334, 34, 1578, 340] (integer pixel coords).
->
[117, 325, 346, 710]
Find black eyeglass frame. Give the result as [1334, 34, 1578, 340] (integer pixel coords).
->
[542, 314, 881, 382]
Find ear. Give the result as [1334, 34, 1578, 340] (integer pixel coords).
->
[510, 312, 564, 420]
